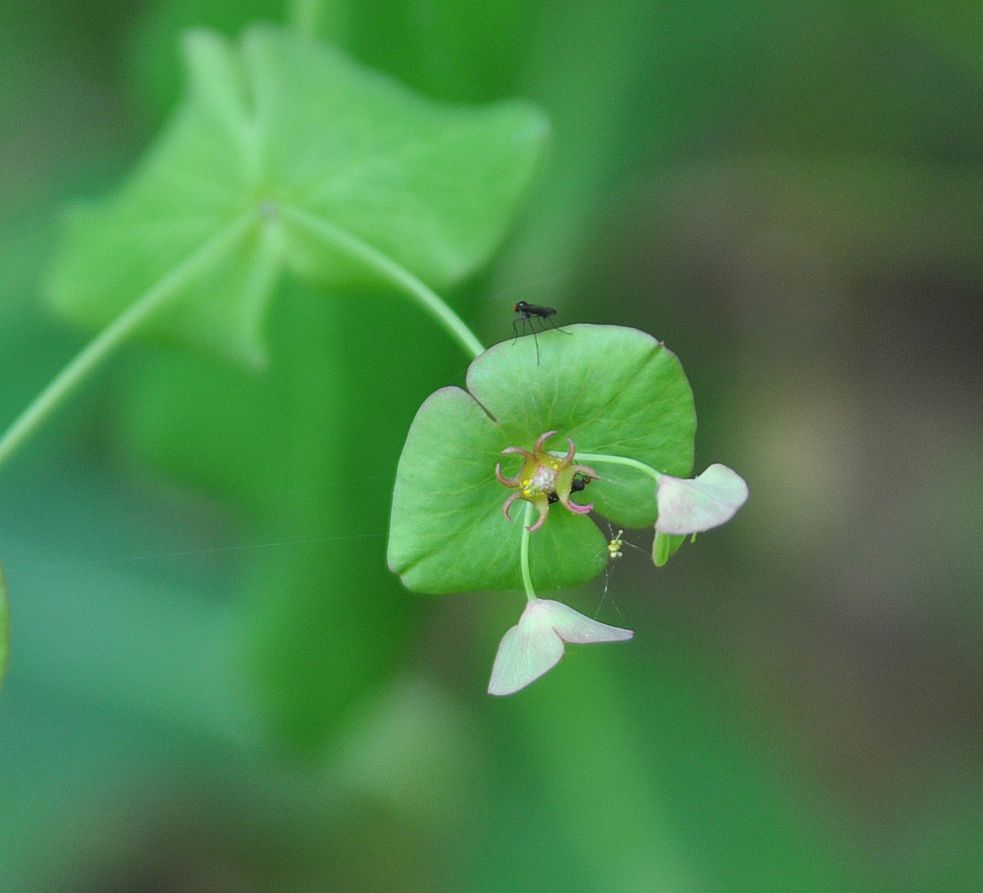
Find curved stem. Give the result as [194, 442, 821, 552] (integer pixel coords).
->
[574, 451, 663, 483]
[520, 502, 537, 603]
[280, 204, 485, 360]
[0, 212, 256, 472]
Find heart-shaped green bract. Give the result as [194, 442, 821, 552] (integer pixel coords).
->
[45, 25, 547, 366]
[388, 324, 696, 594]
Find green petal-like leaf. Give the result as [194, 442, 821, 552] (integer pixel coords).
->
[46, 25, 547, 365]
[388, 324, 696, 594]
[652, 531, 686, 568]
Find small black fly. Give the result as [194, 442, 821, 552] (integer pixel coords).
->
[512, 300, 570, 364]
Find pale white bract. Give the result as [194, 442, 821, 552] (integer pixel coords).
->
[654, 463, 749, 535]
[488, 599, 633, 696]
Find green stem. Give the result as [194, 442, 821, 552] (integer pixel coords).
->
[520, 502, 537, 603]
[575, 451, 663, 483]
[0, 212, 255, 472]
[288, 0, 322, 36]
[280, 204, 485, 360]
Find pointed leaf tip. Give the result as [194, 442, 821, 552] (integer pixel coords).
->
[540, 599, 634, 644]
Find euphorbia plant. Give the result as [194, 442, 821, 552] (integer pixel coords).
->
[388, 324, 747, 695]
[0, 24, 747, 704]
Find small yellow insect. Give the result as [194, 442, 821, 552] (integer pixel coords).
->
[597, 526, 635, 621]
[606, 529, 625, 560]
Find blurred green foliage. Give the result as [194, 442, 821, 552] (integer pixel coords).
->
[0, 565, 7, 689]
[1, 1, 981, 892]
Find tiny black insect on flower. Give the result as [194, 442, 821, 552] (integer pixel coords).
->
[548, 470, 591, 504]
[512, 300, 556, 322]
[571, 472, 591, 494]
[511, 300, 570, 365]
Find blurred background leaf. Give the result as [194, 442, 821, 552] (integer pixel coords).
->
[1, 1, 981, 891]
[48, 25, 547, 365]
